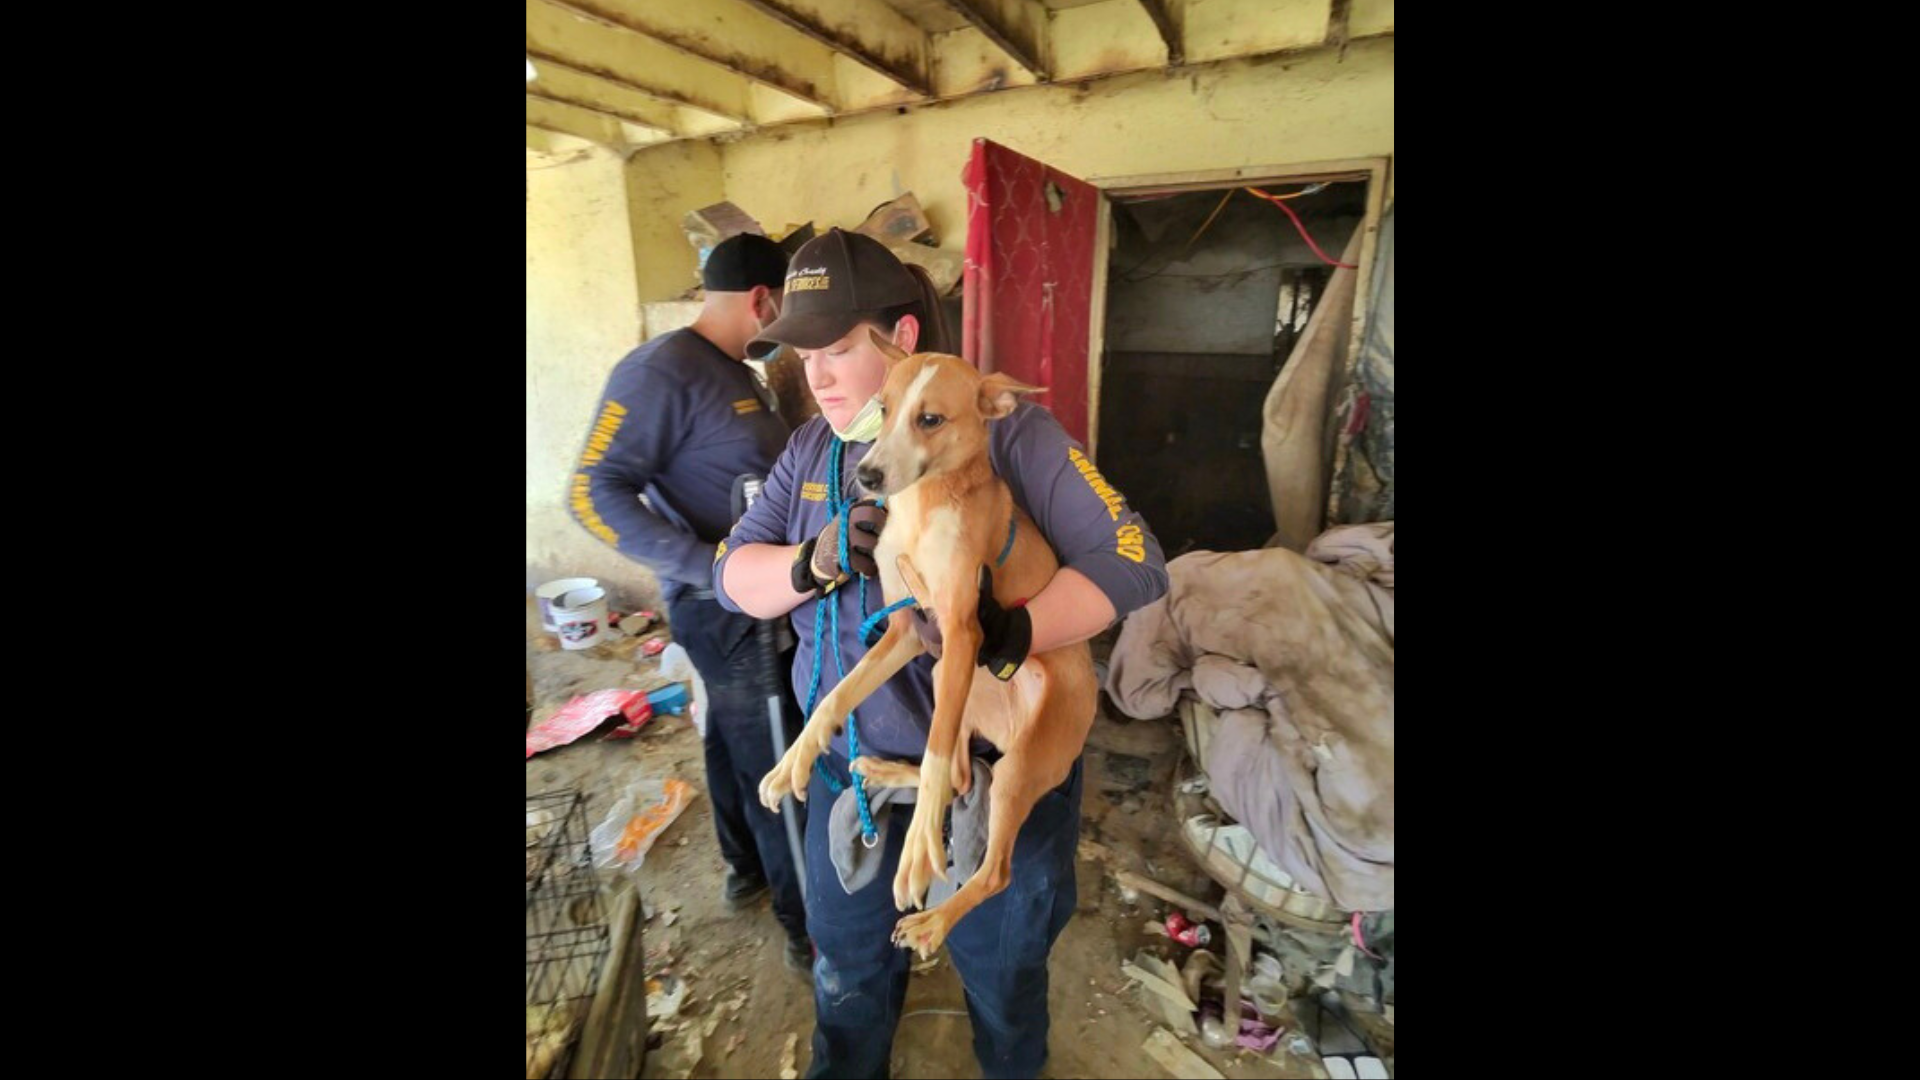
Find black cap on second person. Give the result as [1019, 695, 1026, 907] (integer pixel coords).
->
[701, 232, 789, 292]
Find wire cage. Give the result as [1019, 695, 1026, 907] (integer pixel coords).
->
[526, 790, 612, 1080]
[1173, 697, 1349, 932]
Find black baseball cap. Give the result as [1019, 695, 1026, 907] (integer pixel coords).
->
[746, 228, 920, 358]
[701, 232, 789, 292]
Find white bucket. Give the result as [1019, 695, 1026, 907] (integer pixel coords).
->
[536, 577, 598, 632]
[554, 586, 610, 651]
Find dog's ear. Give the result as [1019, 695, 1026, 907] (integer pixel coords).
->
[977, 372, 1044, 420]
[867, 326, 909, 364]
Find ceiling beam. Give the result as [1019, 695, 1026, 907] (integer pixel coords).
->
[525, 116, 617, 151]
[1134, 0, 1181, 65]
[525, 95, 669, 150]
[538, 0, 837, 111]
[737, 0, 932, 97]
[1328, 0, 1353, 59]
[935, 0, 1047, 80]
[526, 89, 675, 138]
[523, 47, 748, 126]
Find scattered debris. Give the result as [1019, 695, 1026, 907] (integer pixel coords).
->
[1165, 911, 1212, 947]
[779, 1032, 800, 1079]
[1141, 1027, 1225, 1080]
[886, 242, 962, 295]
[654, 1025, 704, 1080]
[646, 683, 690, 716]
[1122, 952, 1197, 1034]
[662, 909, 681, 927]
[854, 192, 932, 245]
[1180, 950, 1221, 1004]
[1199, 1007, 1233, 1049]
[525, 1002, 582, 1080]
[1245, 951, 1288, 1019]
[525, 690, 651, 757]
[1234, 1012, 1283, 1053]
[588, 777, 696, 874]
[725, 1031, 744, 1057]
[1112, 870, 1225, 924]
[645, 975, 688, 1021]
[683, 201, 765, 262]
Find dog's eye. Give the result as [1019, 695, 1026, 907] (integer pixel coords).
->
[916, 413, 944, 430]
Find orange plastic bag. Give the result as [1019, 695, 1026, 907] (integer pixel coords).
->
[589, 778, 696, 873]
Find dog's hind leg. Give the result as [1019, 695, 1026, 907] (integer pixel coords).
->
[892, 746, 1048, 957]
[894, 574, 984, 910]
[849, 756, 920, 788]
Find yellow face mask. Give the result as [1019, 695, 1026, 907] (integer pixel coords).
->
[831, 395, 884, 443]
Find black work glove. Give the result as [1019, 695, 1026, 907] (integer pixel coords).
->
[792, 499, 888, 595]
[974, 565, 1032, 681]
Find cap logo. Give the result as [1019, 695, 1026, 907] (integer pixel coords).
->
[787, 266, 831, 292]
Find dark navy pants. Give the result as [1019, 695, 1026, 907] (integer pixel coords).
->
[667, 593, 809, 945]
[803, 754, 1082, 1079]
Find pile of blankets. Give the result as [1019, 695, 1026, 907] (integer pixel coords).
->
[1105, 524, 1394, 911]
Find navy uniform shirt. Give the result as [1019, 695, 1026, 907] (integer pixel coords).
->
[571, 328, 790, 602]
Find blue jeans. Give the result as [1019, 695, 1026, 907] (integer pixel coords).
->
[803, 755, 1082, 1080]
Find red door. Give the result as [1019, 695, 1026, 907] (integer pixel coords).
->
[961, 139, 1099, 447]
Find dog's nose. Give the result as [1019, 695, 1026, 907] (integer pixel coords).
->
[856, 466, 885, 491]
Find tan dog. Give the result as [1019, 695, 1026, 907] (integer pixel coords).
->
[758, 331, 1098, 956]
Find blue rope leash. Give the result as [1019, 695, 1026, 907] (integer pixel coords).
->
[806, 437, 879, 846]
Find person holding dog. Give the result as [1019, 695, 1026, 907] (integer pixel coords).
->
[713, 227, 1167, 1079]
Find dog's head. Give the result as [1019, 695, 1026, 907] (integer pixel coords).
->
[854, 328, 1042, 497]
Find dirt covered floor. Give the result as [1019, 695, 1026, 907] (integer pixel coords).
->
[527, 600, 1391, 1078]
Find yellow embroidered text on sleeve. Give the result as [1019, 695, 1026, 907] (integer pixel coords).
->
[1067, 448, 1128, 521]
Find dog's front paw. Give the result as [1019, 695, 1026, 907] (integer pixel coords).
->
[891, 907, 952, 960]
[758, 740, 819, 812]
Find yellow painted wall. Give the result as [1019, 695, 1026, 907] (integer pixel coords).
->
[526, 151, 664, 611]
[677, 36, 1392, 281]
[625, 139, 725, 305]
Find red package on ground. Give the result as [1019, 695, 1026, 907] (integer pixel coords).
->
[525, 690, 652, 758]
[1165, 911, 1213, 947]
